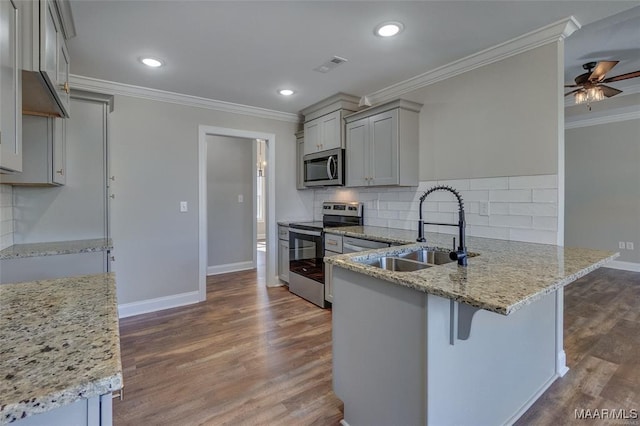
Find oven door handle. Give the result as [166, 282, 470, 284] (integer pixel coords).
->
[290, 228, 322, 237]
[326, 156, 336, 179]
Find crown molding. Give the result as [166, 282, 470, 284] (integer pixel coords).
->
[69, 75, 300, 123]
[564, 83, 640, 107]
[565, 105, 640, 129]
[364, 16, 581, 105]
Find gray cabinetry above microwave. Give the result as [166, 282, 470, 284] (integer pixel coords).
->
[301, 93, 360, 156]
[345, 99, 422, 187]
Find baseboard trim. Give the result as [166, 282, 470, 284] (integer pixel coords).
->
[118, 291, 200, 318]
[207, 260, 255, 276]
[605, 260, 640, 272]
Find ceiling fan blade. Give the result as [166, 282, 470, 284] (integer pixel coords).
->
[602, 70, 640, 83]
[599, 85, 623, 98]
[589, 61, 619, 82]
[564, 88, 582, 97]
[564, 84, 580, 88]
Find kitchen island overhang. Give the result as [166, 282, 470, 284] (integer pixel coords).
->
[325, 230, 617, 426]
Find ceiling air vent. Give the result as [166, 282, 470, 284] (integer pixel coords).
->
[314, 56, 348, 73]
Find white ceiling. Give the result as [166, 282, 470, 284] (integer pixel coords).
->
[67, 1, 640, 115]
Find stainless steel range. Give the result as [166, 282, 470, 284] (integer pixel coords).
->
[288, 202, 364, 308]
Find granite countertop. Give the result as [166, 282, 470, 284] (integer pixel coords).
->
[0, 238, 113, 260]
[0, 273, 123, 424]
[324, 226, 618, 316]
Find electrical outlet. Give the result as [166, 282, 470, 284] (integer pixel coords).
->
[479, 201, 490, 216]
[619, 241, 626, 249]
[180, 201, 188, 212]
[238, 194, 244, 203]
[626, 242, 634, 250]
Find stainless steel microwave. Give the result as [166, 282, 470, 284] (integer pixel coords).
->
[303, 148, 344, 187]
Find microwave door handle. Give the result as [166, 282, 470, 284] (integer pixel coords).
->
[327, 156, 336, 179]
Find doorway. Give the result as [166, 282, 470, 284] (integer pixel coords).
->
[198, 126, 277, 302]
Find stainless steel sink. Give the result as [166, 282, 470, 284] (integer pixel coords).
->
[367, 257, 432, 272]
[398, 249, 454, 265]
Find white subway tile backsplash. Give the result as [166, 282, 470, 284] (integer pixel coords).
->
[489, 202, 509, 215]
[509, 203, 557, 217]
[0, 233, 13, 250]
[489, 214, 532, 228]
[460, 190, 489, 202]
[0, 184, 13, 250]
[0, 206, 12, 221]
[489, 189, 532, 202]
[469, 177, 508, 190]
[533, 216, 558, 231]
[509, 229, 557, 245]
[508, 174, 557, 189]
[437, 179, 470, 190]
[532, 189, 558, 203]
[314, 174, 559, 245]
[466, 225, 510, 240]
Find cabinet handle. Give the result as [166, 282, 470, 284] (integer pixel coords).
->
[109, 176, 116, 181]
[112, 388, 124, 400]
[110, 194, 115, 199]
[61, 82, 70, 94]
[110, 256, 115, 261]
[56, 169, 64, 175]
[327, 240, 338, 246]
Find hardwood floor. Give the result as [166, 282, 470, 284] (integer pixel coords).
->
[516, 267, 640, 425]
[115, 262, 639, 425]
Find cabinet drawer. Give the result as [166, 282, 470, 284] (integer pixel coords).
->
[278, 225, 289, 241]
[324, 233, 343, 252]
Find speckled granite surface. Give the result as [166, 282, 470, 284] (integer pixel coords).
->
[0, 239, 113, 260]
[324, 226, 618, 316]
[0, 273, 122, 424]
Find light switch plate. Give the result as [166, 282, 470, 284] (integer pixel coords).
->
[626, 242, 634, 250]
[238, 194, 244, 203]
[619, 241, 626, 249]
[180, 201, 188, 212]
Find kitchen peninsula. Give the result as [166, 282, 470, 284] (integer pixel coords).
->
[0, 273, 122, 425]
[325, 227, 617, 426]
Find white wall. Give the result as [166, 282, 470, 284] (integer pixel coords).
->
[404, 43, 561, 181]
[108, 94, 311, 305]
[565, 118, 640, 263]
[0, 184, 13, 250]
[206, 135, 254, 269]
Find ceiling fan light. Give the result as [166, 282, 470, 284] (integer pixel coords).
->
[574, 90, 587, 105]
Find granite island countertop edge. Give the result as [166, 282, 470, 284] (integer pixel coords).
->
[0, 238, 113, 260]
[323, 226, 619, 316]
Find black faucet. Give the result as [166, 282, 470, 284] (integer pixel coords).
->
[417, 185, 468, 266]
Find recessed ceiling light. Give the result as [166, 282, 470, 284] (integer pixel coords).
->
[374, 21, 404, 37]
[140, 57, 164, 68]
[278, 89, 295, 96]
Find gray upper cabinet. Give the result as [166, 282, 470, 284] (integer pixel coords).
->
[303, 110, 342, 155]
[0, 114, 66, 186]
[345, 99, 422, 187]
[20, 0, 74, 118]
[0, 0, 23, 173]
[301, 93, 360, 156]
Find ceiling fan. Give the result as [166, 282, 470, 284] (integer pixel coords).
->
[565, 61, 640, 109]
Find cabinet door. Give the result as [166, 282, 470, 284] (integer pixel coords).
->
[319, 110, 342, 151]
[40, 0, 59, 89]
[369, 109, 399, 186]
[54, 34, 70, 116]
[324, 250, 341, 303]
[0, 0, 22, 172]
[345, 118, 369, 187]
[278, 239, 289, 283]
[303, 119, 320, 155]
[52, 117, 66, 185]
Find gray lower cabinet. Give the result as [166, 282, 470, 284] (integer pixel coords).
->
[278, 225, 289, 283]
[345, 99, 422, 187]
[0, 251, 107, 284]
[11, 393, 112, 426]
